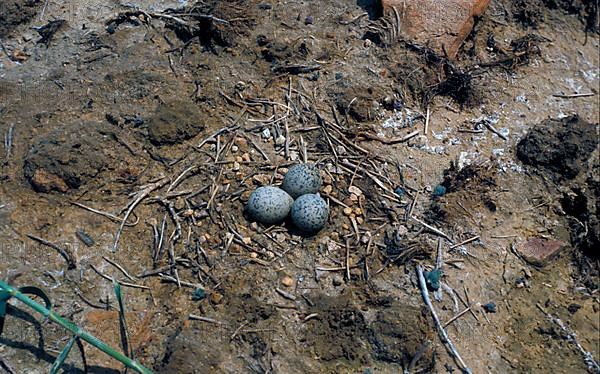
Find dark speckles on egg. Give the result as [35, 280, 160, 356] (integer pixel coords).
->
[246, 186, 293, 225]
[281, 163, 322, 199]
[290, 194, 328, 233]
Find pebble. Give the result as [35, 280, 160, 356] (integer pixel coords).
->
[231, 145, 239, 153]
[275, 135, 286, 145]
[323, 185, 333, 194]
[242, 237, 253, 245]
[232, 162, 240, 171]
[210, 292, 224, 304]
[242, 153, 251, 162]
[262, 128, 271, 139]
[281, 163, 322, 199]
[343, 207, 353, 216]
[348, 186, 363, 196]
[332, 276, 343, 286]
[281, 276, 294, 287]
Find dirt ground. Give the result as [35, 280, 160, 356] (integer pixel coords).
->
[0, 0, 598, 373]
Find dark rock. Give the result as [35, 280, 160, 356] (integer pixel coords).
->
[147, 100, 206, 145]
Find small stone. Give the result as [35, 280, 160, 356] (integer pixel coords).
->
[515, 237, 565, 267]
[231, 145, 239, 153]
[281, 276, 294, 287]
[323, 185, 333, 194]
[249, 252, 258, 258]
[348, 186, 363, 196]
[482, 302, 497, 313]
[210, 292, 224, 304]
[289, 151, 299, 161]
[343, 207, 353, 216]
[262, 128, 271, 139]
[356, 216, 364, 225]
[250, 222, 259, 231]
[342, 223, 349, 230]
[275, 135, 286, 146]
[409, 134, 428, 148]
[332, 276, 343, 286]
[232, 162, 241, 171]
[304, 15, 313, 25]
[235, 137, 248, 150]
[242, 153, 251, 162]
[354, 207, 363, 215]
[242, 237, 253, 245]
[322, 174, 333, 185]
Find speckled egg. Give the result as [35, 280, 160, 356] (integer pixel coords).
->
[246, 186, 293, 225]
[281, 163, 322, 199]
[290, 194, 329, 233]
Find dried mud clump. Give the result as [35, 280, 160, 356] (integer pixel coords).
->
[368, 299, 435, 372]
[516, 115, 597, 180]
[0, 0, 41, 37]
[147, 100, 207, 145]
[302, 293, 370, 363]
[427, 160, 499, 224]
[24, 123, 110, 193]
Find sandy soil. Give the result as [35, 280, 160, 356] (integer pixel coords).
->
[0, 0, 598, 373]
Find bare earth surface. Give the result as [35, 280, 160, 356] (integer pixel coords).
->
[0, 0, 598, 373]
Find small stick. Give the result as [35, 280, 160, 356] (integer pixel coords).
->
[483, 121, 507, 141]
[552, 92, 595, 98]
[230, 322, 248, 340]
[70, 201, 139, 226]
[449, 236, 480, 250]
[303, 313, 319, 322]
[443, 304, 476, 328]
[90, 264, 150, 290]
[434, 239, 444, 301]
[189, 314, 226, 325]
[275, 287, 296, 301]
[536, 303, 600, 372]
[417, 265, 472, 373]
[411, 216, 453, 242]
[113, 178, 169, 252]
[27, 234, 76, 269]
[345, 239, 351, 282]
[103, 256, 137, 281]
[424, 106, 430, 135]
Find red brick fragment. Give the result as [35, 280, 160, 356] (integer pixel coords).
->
[382, 0, 491, 58]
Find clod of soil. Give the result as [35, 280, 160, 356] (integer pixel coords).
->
[368, 300, 435, 371]
[302, 293, 371, 363]
[147, 100, 207, 145]
[516, 115, 597, 179]
[331, 85, 384, 123]
[23, 123, 110, 192]
[0, 0, 41, 38]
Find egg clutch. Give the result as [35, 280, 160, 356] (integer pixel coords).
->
[245, 163, 329, 234]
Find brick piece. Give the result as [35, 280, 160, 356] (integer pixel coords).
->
[382, 0, 491, 58]
[515, 237, 566, 267]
